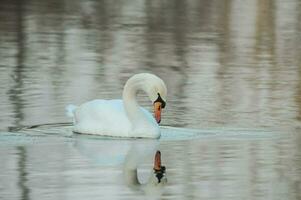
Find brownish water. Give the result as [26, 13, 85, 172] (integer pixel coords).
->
[1, 0, 301, 199]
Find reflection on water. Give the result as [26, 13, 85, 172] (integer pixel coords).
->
[1, 0, 301, 199]
[0, 128, 300, 200]
[74, 136, 168, 196]
[123, 149, 167, 196]
[17, 146, 29, 200]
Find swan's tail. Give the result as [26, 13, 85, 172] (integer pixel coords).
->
[65, 104, 77, 118]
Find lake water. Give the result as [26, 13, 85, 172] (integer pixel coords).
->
[1, 0, 301, 199]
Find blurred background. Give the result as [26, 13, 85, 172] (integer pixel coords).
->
[1, 0, 301, 130]
[1, 0, 301, 200]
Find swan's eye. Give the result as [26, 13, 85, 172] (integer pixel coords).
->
[154, 165, 166, 183]
[154, 93, 166, 108]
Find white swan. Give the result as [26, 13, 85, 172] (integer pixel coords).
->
[66, 73, 167, 138]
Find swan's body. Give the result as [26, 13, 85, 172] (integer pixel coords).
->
[66, 73, 167, 138]
[69, 99, 158, 137]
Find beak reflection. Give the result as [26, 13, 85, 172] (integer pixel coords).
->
[153, 150, 166, 183]
[124, 149, 167, 189]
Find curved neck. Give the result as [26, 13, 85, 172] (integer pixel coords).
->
[123, 143, 164, 193]
[122, 76, 148, 125]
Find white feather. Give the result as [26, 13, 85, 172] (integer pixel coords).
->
[66, 104, 77, 118]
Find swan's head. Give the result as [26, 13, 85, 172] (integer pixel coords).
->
[142, 74, 167, 124]
[124, 73, 167, 124]
[152, 151, 167, 184]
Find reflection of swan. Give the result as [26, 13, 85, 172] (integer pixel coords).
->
[124, 150, 167, 195]
[73, 136, 167, 196]
[66, 73, 167, 138]
[73, 136, 159, 166]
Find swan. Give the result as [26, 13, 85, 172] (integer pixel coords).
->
[66, 73, 167, 138]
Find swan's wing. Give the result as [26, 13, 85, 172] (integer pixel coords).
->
[73, 99, 132, 136]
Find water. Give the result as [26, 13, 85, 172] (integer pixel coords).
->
[1, 0, 301, 199]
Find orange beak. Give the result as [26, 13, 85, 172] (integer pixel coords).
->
[154, 102, 162, 123]
[153, 151, 161, 170]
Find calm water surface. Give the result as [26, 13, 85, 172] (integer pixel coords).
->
[1, 0, 301, 199]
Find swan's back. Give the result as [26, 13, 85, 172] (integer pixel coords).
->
[73, 100, 132, 136]
[70, 99, 158, 137]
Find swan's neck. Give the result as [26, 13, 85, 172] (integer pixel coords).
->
[122, 77, 149, 126]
